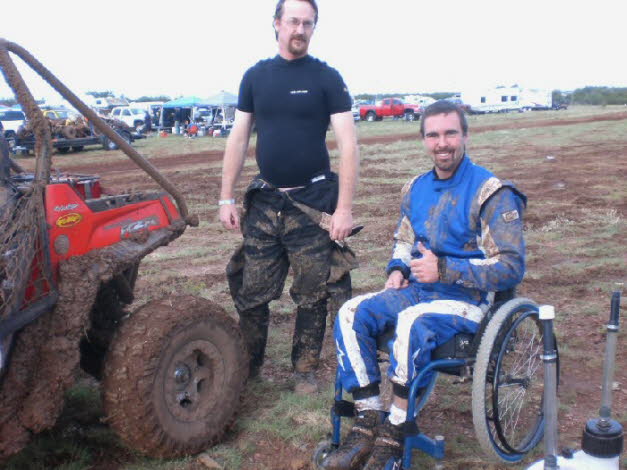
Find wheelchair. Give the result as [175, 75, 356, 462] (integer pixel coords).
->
[313, 291, 559, 469]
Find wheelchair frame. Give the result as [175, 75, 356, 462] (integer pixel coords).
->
[315, 293, 557, 469]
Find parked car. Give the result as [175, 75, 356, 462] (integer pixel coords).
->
[359, 98, 422, 122]
[0, 108, 26, 145]
[109, 106, 151, 133]
[41, 108, 80, 121]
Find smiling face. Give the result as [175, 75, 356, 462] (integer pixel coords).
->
[274, 0, 316, 60]
[422, 112, 468, 179]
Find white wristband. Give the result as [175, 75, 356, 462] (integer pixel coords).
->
[218, 199, 235, 206]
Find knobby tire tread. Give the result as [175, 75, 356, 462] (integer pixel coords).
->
[102, 296, 248, 458]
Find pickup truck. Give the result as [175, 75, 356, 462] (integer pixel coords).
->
[360, 98, 423, 122]
[110, 106, 152, 133]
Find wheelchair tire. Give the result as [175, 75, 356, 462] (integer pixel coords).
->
[472, 298, 548, 463]
[312, 439, 335, 470]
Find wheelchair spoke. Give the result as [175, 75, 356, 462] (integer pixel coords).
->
[492, 311, 544, 452]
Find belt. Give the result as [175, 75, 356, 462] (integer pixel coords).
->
[263, 174, 328, 192]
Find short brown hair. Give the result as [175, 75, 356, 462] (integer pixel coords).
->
[274, 0, 319, 23]
[420, 100, 468, 137]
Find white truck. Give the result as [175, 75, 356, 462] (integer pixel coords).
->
[110, 106, 151, 133]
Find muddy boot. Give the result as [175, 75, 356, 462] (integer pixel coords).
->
[291, 299, 327, 373]
[320, 409, 385, 470]
[238, 304, 270, 379]
[362, 420, 404, 470]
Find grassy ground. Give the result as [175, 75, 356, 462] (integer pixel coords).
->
[4, 106, 626, 470]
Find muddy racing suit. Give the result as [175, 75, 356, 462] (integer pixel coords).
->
[227, 54, 353, 375]
[334, 156, 526, 396]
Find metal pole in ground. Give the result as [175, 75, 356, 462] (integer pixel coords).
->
[539, 305, 559, 470]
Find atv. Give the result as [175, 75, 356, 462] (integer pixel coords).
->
[0, 39, 247, 460]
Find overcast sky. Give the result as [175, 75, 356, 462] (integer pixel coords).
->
[1, 0, 625, 104]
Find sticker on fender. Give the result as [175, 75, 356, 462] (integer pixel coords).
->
[56, 212, 83, 228]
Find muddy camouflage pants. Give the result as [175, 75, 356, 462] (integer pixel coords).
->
[228, 190, 336, 374]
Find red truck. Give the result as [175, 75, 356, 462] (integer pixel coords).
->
[359, 98, 423, 122]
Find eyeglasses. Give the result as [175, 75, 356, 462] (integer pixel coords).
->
[284, 17, 315, 30]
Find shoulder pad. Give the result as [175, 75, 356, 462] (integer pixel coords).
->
[478, 178, 527, 208]
[401, 175, 421, 199]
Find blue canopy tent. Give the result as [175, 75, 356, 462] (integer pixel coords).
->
[159, 96, 212, 131]
[161, 96, 211, 108]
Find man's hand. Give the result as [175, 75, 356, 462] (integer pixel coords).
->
[385, 270, 409, 290]
[219, 204, 240, 231]
[410, 242, 439, 283]
[330, 209, 353, 241]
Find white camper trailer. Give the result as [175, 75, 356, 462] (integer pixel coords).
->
[519, 88, 552, 110]
[461, 86, 523, 114]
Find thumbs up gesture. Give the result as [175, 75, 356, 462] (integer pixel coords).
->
[410, 242, 439, 283]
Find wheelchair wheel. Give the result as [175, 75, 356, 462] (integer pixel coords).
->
[312, 439, 335, 470]
[472, 298, 552, 463]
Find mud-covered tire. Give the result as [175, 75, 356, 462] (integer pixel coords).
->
[102, 296, 248, 458]
[61, 126, 77, 139]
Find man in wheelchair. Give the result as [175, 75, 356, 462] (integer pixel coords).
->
[321, 100, 527, 470]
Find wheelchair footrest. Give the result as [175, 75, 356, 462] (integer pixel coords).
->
[333, 400, 356, 417]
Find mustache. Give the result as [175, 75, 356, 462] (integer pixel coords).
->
[291, 34, 307, 42]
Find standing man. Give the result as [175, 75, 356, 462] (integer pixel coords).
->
[219, 0, 359, 394]
[322, 100, 526, 470]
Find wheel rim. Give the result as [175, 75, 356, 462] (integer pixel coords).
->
[162, 339, 223, 421]
[487, 309, 545, 455]
[312, 441, 334, 469]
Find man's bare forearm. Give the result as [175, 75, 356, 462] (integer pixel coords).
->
[220, 111, 253, 200]
[332, 111, 359, 212]
[336, 143, 359, 212]
[220, 140, 249, 199]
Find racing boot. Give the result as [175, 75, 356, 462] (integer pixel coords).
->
[238, 303, 270, 379]
[362, 419, 404, 470]
[320, 409, 385, 470]
[291, 299, 327, 392]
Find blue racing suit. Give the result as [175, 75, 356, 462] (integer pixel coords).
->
[334, 155, 526, 393]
